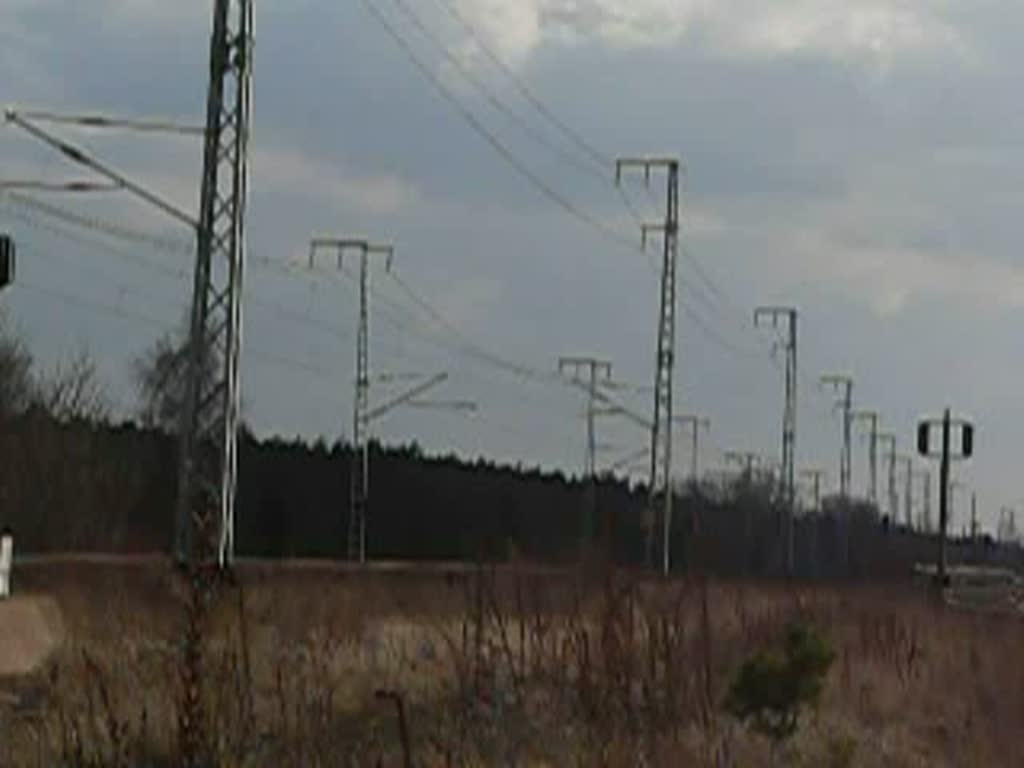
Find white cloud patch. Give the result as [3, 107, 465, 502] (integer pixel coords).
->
[255, 147, 419, 216]
[434, 275, 502, 330]
[729, 1, 960, 60]
[95, 0, 208, 30]
[784, 227, 1024, 316]
[457, 0, 963, 65]
[684, 205, 727, 239]
[454, 0, 545, 66]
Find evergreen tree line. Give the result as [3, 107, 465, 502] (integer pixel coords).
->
[0, 320, 1018, 580]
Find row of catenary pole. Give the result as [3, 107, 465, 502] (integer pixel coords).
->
[0, 0, 993, 579]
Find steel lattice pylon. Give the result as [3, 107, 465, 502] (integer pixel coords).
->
[175, 0, 253, 569]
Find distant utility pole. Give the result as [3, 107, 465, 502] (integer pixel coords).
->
[754, 306, 798, 576]
[309, 237, 394, 563]
[616, 155, 681, 576]
[921, 470, 932, 533]
[800, 467, 826, 578]
[762, 458, 785, 494]
[999, 507, 1018, 544]
[608, 446, 650, 475]
[675, 414, 710, 488]
[725, 451, 761, 483]
[853, 410, 880, 506]
[676, 414, 710, 541]
[820, 374, 853, 500]
[726, 450, 761, 548]
[800, 468, 827, 511]
[558, 356, 613, 547]
[950, 479, 966, 534]
[897, 455, 915, 530]
[879, 432, 897, 523]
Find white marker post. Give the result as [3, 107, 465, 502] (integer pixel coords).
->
[0, 527, 12, 598]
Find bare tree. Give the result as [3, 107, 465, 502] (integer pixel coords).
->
[134, 330, 216, 432]
[36, 346, 110, 423]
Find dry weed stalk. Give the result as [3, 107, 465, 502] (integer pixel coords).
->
[8, 564, 1024, 766]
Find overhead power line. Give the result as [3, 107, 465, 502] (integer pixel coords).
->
[390, 0, 607, 182]
[4, 109, 199, 229]
[2, 193, 470, 378]
[431, 0, 668, 234]
[3, 205, 353, 343]
[1, 197, 190, 279]
[397, 0, 662, 235]
[3, 191, 192, 255]
[0, 180, 121, 193]
[386, 269, 559, 384]
[5, 184, 797, 449]
[14, 278, 338, 380]
[3, 187, 763, 426]
[359, 0, 639, 252]
[432, 0, 610, 169]
[7, 108, 205, 136]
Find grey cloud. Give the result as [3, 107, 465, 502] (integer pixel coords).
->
[3, 0, 1023, 528]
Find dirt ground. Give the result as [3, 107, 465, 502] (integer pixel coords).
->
[3, 557, 1024, 766]
[0, 595, 64, 679]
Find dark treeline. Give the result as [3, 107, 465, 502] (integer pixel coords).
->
[0, 411, 643, 563]
[0, 319, 1018, 579]
[2, 408, 1021, 581]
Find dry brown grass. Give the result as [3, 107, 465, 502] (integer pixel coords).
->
[2, 560, 1024, 766]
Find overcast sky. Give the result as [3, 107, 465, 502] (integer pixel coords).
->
[1, 0, 1021, 531]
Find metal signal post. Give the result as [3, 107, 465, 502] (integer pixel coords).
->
[615, 156, 680, 576]
[918, 409, 974, 589]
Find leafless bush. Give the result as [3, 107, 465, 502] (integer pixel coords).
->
[35, 347, 110, 424]
[6, 564, 1024, 766]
